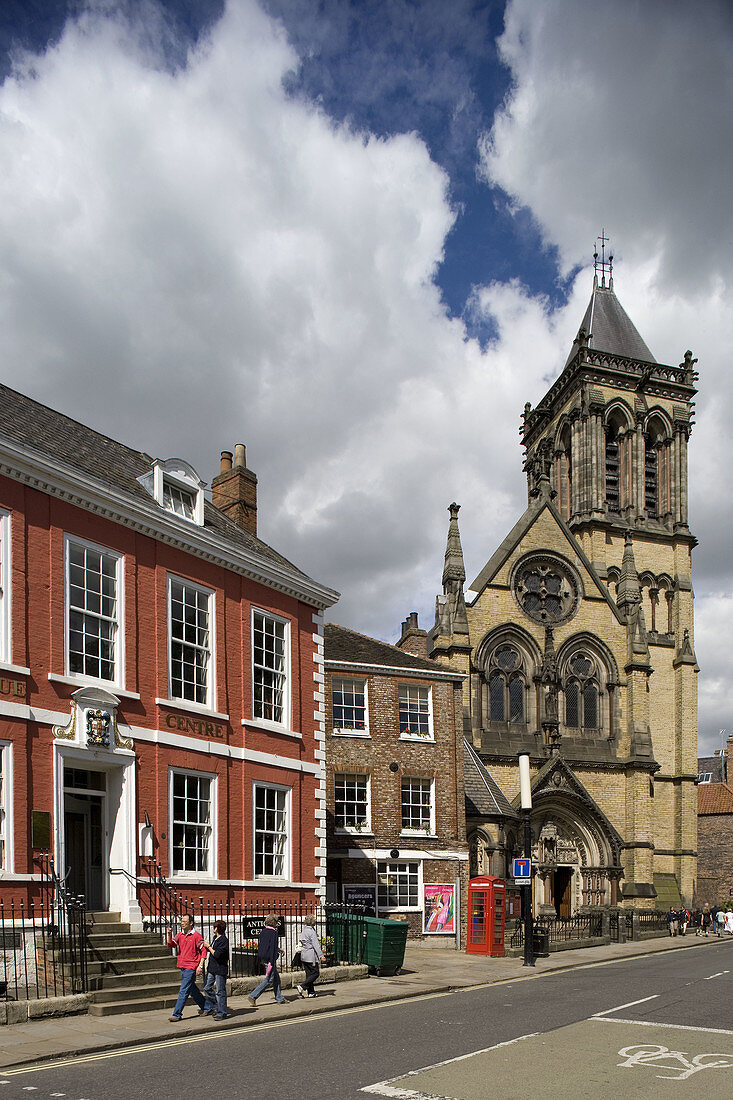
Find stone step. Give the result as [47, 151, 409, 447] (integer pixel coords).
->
[90, 979, 181, 1004]
[87, 954, 177, 977]
[87, 912, 122, 923]
[87, 932, 160, 949]
[89, 967, 180, 991]
[88, 943, 173, 961]
[88, 991, 185, 1016]
[88, 922, 131, 936]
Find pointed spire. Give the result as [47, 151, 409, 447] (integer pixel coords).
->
[616, 531, 640, 613]
[442, 502, 466, 589]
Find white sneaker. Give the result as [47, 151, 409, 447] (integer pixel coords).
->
[296, 984, 305, 998]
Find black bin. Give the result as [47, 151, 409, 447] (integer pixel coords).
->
[532, 929, 550, 957]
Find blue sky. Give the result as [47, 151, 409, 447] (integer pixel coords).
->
[0, 0, 731, 753]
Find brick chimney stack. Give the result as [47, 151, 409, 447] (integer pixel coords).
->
[211, 443, 258, 536]
[396, 611, 428, 659]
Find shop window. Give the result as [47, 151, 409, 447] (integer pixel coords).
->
[377, 860, 420, 910]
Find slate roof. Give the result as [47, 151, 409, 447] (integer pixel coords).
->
[463, 739, 519, 820]
[698, 782, 733, 815]
[0, 381, 312, 580]
[697, 754, 727, 784]
[324, 623, 462, 676]
[565, 283, 655, 367]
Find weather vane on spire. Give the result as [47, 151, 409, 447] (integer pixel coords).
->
[593, 228, 614, 288]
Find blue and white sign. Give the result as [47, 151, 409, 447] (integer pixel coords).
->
[513, 857, 531, 883]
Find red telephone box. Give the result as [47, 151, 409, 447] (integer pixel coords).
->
[466, 875, 505, 956]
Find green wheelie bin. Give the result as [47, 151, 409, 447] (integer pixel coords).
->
[361, 916, 408, 976]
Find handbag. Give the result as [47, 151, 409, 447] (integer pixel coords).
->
[291, 950, 302, 968]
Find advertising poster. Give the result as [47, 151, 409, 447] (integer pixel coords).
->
[423, 883, 455, 934]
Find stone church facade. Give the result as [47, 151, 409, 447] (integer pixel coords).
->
[429, 260, 699, 913]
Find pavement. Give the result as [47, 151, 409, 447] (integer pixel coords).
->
[0, 932, 730, 1071]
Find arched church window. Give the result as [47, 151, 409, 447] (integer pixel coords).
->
[487, 645, 525, 724]
[605, 427, 621, 512]
[564, 651, 600, 730]
[644, 434, 658, 518]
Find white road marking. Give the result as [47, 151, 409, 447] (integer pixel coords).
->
[704, 970, 730, 980]
[594, 1017, 733, 1037]
[360, 1033, 538, 1097]
[592, 994, 659, 1017]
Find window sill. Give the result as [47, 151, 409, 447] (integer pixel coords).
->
[156, 698, 229, 722]
[335, 829, 374, 838]
[49, 673, 141, 700]
[398, 734, 435, 744]
[332, 729, 371, 738]
[169, 873, 216, 883]
[243, 716, 301, 739]
[400, 831, 437, 839]
[0, 661, 31, 676]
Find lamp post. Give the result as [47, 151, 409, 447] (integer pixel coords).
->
[518, 753, 534, 967]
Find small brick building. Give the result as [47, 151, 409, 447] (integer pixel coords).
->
[323, 617, 469, 946]
[696, 736, 733, 908]
[0, 383, 338, 926]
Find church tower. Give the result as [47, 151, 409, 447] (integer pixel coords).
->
[431, 237, 699, 909]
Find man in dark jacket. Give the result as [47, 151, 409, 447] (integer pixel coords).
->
[248, 914, 286, 1005]
[202, 920, 230, 1020]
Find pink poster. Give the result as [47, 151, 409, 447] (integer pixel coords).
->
[423, 884, 455, 934]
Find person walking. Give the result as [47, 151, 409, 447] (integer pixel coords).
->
[711, 904, 721, 935]
[679, 906, 689, 936]
[248, 914, 286, 1006]
[666, 907, 678, 937]
[296, 915, 326, 999]
[725, 907, 733, 935]
[202, 920, 229, 1020]
[166, 914, 207, 1021]
[701, 904, 712, 936]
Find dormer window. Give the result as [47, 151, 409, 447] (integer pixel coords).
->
[138, 459, 205, 526]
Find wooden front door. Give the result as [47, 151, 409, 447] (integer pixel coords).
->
[553, 867, 573, 917]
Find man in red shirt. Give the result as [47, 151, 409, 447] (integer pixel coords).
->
[166, 914, 208, 1021]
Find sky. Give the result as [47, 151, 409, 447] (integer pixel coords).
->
[0, 0, 731, 755]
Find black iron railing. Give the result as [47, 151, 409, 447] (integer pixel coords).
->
[509, 911, 604, 948]
[138, 859, 367, 978]
[1, 854, 89, 1002]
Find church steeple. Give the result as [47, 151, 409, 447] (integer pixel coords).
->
[431, 502, 469, 651]
[442, 502, 466, 589]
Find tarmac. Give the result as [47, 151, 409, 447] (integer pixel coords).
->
[1, 932, 731, 1071]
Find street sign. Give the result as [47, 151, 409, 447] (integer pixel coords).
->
[513, 857, 531, 884]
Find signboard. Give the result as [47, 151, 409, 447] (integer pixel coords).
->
[423, 883, 455, 934]
[343, 884, 377, 916]
[241, 914, 285, 938]
[512, 857, 531, 885]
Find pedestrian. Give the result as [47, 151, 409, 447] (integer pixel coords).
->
[296, 915, 326, 999]
[701, 904, 712, 936]
[711, 904, 720, 935]
[166, 914, 207, 1021]
[666, 907, 678, 937]
[716, 907, 726, 935]
[679, 906, 689, 936]
[248, 914, 286, 1006]
[725, 907, 733, 935]
[201, 919, 229, 1020]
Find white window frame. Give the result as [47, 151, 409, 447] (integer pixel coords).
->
[398, 683, 434, 741]
[64, 534, 124, 688]
[0, 510, 10, 665]
[138, 459, 205, 526]
[334, 772, 371, 834]
[169, 767, 216, 880]
[400, 776, 435, 836]
[698, 772, 712, 784]
[251, 608, 290, 730]
[252, 781, 290, 881]
[0, 740, 13, 872]
[376, 859, 422, 912]
[331, 677, 369, 736]
[167, 574, 215, 710]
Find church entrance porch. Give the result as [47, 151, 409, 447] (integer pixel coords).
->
[552, 866, 573, 918]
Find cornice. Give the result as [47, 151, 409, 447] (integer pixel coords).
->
[0, 437, 339, 611]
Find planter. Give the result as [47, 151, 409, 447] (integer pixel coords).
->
[231, 949, 261, 977]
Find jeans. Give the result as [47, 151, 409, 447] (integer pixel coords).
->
[171, 968, 206, 1018]
[203, 971, 228, 1016]
[250, 963, 285, 1003]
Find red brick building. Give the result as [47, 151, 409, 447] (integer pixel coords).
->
[323, 616, 469, 945]
[697, 736, 733, 907]
[0, 384, 337, 927]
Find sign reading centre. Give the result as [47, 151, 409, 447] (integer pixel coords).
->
[513, 857, 531, 885]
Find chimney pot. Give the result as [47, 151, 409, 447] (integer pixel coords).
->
[220, 450, 233, 474]
[234, 443, 246, 468]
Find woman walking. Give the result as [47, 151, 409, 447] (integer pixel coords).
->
[296, 915, 325, 999]
[202, 920, 229, 1020]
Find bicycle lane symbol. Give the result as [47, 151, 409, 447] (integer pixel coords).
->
[617, 1044, 733, 1081]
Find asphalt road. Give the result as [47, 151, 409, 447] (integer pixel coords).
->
[2, 940, 732, 1100]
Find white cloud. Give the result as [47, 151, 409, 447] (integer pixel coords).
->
[0, 0, 728, 753]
